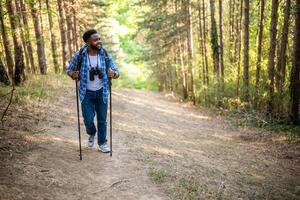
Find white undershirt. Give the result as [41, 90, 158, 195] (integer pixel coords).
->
[86, 54, 103, 91]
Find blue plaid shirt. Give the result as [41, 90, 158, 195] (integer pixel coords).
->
[66, 47, 119, 104]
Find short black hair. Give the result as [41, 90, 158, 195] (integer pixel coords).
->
[82, 29, 97, 42]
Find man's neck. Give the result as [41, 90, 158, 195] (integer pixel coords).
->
[88, 47, 98, 56]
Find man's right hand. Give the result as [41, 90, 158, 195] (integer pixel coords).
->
[69, 71, 79, 80]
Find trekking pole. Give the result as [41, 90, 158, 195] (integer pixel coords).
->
[101, 45, 113, 157]
[73, 44, 86, 161]
[75, 78, 82, 160]
[109, 77, 112, 157]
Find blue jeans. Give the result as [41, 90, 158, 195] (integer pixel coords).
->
[81, 88, 108, 145]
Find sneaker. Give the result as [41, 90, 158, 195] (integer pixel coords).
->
[87, 135, 95, 148]
[98, 143, 110, 153]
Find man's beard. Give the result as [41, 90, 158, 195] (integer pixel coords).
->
[90, 43, 101, 51]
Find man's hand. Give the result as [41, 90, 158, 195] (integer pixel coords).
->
[69, 70, 79, 80]
[107, 68, 119, 79]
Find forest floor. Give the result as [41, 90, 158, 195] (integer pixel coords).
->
[0, 77, 299, 200]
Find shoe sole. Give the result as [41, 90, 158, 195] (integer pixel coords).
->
[98, 149, 111, 153]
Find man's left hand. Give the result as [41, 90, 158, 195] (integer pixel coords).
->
[107, 68, 118, 79]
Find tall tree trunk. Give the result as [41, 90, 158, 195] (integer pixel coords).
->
[235, 0, 243, 99]
[38, 0, 45, 47]
[267, 0, 279, 116]
[63, 0, 73, 59]
[186, 0, 195, 105]
[15, 0, 28, 80]
[202, 0, 209, 85]
[70, 0, 78, 50]
[230, 0, 235, 62]
[46, 0, 59, 73]
[209, 0, 220, 79]
[174, 0, 181, 93]
[255, 0, 265, 108]
[38, 0, 46, 72]
[29, 0, 47, 74]
[6, 0, 24, 85]
[179, 0, 188, 99]
[179, 40, 188, 99]
[243, 0, 250, 102]
[229, 0, 233, 42]
[219, 0, 224, 92]
[289, 0, 300, 125]
[57, 0, 68, 71]
[20, 0, 36, 73]
[276, 0, 291, 94]
[0, 0, 14, 78]
[197, 0, 206, 86]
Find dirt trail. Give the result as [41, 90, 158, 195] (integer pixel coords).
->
[1, 83, 299, 200]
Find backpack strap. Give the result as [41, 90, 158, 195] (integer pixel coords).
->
[75, 45, 87, 80]
[76, 44, 87, 72]
[101, 47, 110, 72]
[101, 47, 112, 85]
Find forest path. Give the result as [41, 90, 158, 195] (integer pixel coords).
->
[1, 82, 299, 200]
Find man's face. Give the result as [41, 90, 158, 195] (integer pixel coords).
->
[87, 33, 101, 50]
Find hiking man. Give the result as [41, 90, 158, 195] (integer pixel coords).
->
[66, 29, 120, 153]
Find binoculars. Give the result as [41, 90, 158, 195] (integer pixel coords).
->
[89, 67, 103, 81]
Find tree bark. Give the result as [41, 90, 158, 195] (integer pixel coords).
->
[267, 0, 279, 116]
[209, 0, 220, 79]
[15, 0, 28, 81]
[6, 0, 24, 85]
[219, 0, 224, 91]
[235, 0, 243, 99]
[70, 0, 78, 50]
[0, 0, 14, 78]
[255, 0, 265, 108]
[57, 0, 68, 71]
[289, 0, 300, 125]
[20, 0, 36, 73]
[63, 0, 73, 59]
[197, 0, 206, 86]
[276, 0, 291, 94]
[202, 0, 209, 85]
[14, 44, 24, 85]
[243, 0, 250, 102]
[46, 0, 60, 73]
[186, 0, 195, 105]
[29, 0, 47, 74]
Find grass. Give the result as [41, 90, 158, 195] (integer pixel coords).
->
[175, 177, 203, 199]
[150, 168, 166, 183]
[0, 73, 69, 104]
[0, 73, 70, 129]
[166, 177, 228, 200]
[224, 110, 300, 142]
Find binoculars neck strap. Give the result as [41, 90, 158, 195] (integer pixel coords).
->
[87, 51, 99, 69]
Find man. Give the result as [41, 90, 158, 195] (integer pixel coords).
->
[66, 29, 120, 153]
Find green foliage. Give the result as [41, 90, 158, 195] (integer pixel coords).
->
[114, 62, 158, 90]
[120, 35, 145, 63]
